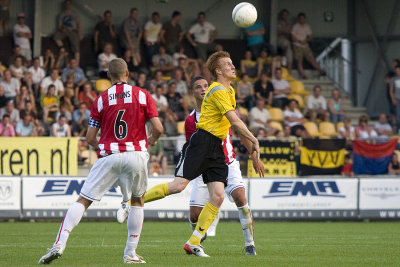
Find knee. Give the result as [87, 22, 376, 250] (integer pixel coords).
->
[189, 214, 199, 223]
[210, 192, 224, 207]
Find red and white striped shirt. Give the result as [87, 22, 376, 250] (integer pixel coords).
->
[90, 82, 158, 158]
[185, 109, 236, 164]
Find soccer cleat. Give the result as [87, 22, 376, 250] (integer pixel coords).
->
[38, 243, 65, 264]
[183, 242, 210, 257]
[117, 202, 130, 224]
[245, 245, 257, 255]
[123, 254, 146, 264]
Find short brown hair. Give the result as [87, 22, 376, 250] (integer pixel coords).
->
[206, 51, 230, 80]
[108, 58, 127, 80]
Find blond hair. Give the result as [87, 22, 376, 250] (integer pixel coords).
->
[108, 58, 128, 80]
[206, 51, 230, 80]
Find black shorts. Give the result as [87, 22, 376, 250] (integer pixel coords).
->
[175, 129, 228, 184]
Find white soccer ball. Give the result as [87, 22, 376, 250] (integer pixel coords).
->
[232, 2, 257, 28]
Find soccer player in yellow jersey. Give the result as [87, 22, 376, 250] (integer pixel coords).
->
[140, 51, 264, 257]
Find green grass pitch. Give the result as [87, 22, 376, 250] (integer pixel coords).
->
[1, 221, 399, 266]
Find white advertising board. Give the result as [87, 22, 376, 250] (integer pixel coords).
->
[0, 177, 21, 217]
[248, 178, 358, 218]
[359, 178, 400, 218]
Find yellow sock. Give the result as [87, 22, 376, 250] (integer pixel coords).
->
[143, 182, 169, 203]
[188, 202, 219, 245]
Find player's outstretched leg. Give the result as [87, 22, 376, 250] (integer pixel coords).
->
[144, 177, 189, 203]
[38, 198, 89, 264]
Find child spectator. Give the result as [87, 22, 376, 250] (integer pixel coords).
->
[52, 115, 71, 137]
[341, 154, 354, 177]
[0, 114, 15, 137]
[388, 153, 400, 175]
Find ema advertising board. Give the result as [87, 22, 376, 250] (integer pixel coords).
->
[359, 178, 400, 218]
[22, 177, 122, 218]
[0, 177, 21, 217]
[249, 178, 358, 218]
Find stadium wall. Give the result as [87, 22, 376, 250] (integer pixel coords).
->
[1, 176, 399, 221]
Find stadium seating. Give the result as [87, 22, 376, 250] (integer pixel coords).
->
[319, 122, 338, 138]
[336, 122, 344, 132]
[281, 67, 294, 81]
[290, 81, 310, 96]
[288, 94, 305, 109]
[304, 121, 320, 137]
[268, 107, 284, 122]
[270, 121, 283, 132]
[96, 79, 112, 92]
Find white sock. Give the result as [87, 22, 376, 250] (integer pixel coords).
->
[207, 212, 219, 236]
[54, 202, 85, 247]
[238, 204, 254, 246]
[189, 219, 197, 231]
[124, 206, 144, 257]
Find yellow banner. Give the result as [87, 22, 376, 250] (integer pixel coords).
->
[247, 158, 297, 177]
[300, 147, 345, 169]
[0, 137, 78, 176]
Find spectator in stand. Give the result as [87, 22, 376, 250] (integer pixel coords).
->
[164, 82, 185, 136]
[42, 48, 55, 73]
[255, 127, 268, 138]
[15, 113, 37, 137]
[341, 154, 354, 177]
[54, 0, 82, 64]
[54, 47, 69, 70]
[389, 65, 400, 131]
[388, 153, 400, 175]
[172, 44, 187, 67]
[338, 117, 355, 140]
[236, 73, 256, 110]
[97, 43, 117, 78]
[13, 13, 32, 62]
[291, 12, 325, 79]
[306, 85, 328, 122]
[160, 11, 183, 54]
[0, 85, 7, 108]
[123, 49, 141, 80]
[328, 89, 345, 124]
[277, 9, 293, 73]
[257, 48, 276, 78]
[0, 0, 10, 36]
[9, 56, 29, 81]
[178, 56, 200, 83]
[149, 70, 167, 94]
[254, 72, 273, 106]
[385, 59, 400, 126]
[16, 84, 35, 112]
[55, 103, 72, 122]
[152, 45, 174, 76]
[151, 85, 168, 120]
[121, 8, 142, 62]
[40, 69, 64, 96]
[94, 10, 117, 54]
[169, 68, 187, 96]
[52, 115, 71, 137]
[20, 101, 37, 120]
[148, 141, 168, 175]
[61, 58, 87, 88]
[41, 84, 60, 123]
[133, 72, 148, 90]
[240, 50, 257, 79]
[28, 58, 45, 94]
[0, 70, 19, 102]
[0, 114, 15, 137]
[355, 115, 377, 141]
[374, 113, 393, 142]
[8, 45, 26, 67]
[271, 67, 290, 109]
[72, 102, 90, 136]
[284, 99, 310, 138]
[0, 100, 19, 127]
[144, 12, 162, 67]
[249, 99, 271, 132]
[244, 20, 265, 59]
[79, 82, 97, 110]
[186, 11, 218, 62]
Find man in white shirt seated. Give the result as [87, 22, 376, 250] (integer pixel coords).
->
[271, 68, 291, 109]
[52, 115, 71, 137]
[249, 99, 271, 132]
[374, 113, 393, 142]
[40, 69, 64, 96]
[306, 85, 328, 122]
[283, 99, 310, 138]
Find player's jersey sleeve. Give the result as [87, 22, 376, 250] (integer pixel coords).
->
[90, 94, 103, 123]
[208, 89, 235, 115]
[144, 90, 159, 119]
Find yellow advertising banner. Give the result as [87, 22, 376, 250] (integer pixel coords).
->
[0, 137, 78, 176]
[247, 140, 297, 177]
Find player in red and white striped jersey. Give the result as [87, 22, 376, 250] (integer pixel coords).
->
[186, 76, 256, 255]
[39, 58, 163, 265]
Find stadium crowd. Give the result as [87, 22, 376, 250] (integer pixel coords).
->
[0, 1, 399, 171]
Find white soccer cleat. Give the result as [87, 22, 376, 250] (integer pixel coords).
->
[245, 245, 257, 255]
[183, 242, 210, 257]
[123, 254, 146, 264]
[117, 202, 130, 223]
[38, 243, 65, 264]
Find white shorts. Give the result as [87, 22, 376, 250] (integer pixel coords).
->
[189, 160, 244, 207]
[80, 151, 149, 202]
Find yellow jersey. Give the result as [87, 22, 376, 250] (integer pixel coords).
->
[196, 82, 236, 140]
